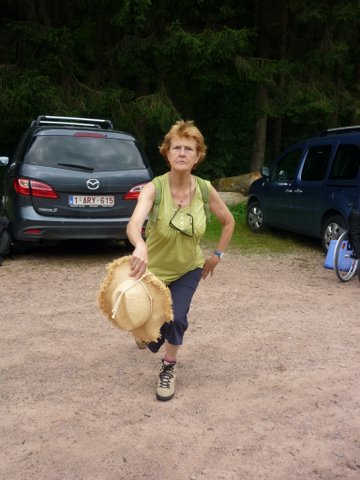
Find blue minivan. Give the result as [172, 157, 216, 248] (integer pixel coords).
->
[247, 126, 360, 251]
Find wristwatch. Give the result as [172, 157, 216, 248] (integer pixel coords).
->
[213, 250, 224, 260]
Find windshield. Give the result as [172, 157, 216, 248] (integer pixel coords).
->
[24, 135, 146, 171]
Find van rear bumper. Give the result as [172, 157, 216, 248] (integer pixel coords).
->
[11, 214, 131, 241]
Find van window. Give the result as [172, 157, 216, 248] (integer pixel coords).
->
[24, 136, 146, 171]
[271, 149, 302, 182]
[329, 144, 360, 180]
[301, 145, 332, 181]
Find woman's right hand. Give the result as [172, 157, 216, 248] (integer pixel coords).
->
[126, 182, 155, 279]
[129, 243, 148, 279]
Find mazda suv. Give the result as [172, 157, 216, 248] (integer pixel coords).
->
[0, 115, 153, 248]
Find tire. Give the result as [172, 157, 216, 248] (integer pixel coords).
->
[10, 240, 29, 254]
[334, 231, 359, 282]
[321, 215, 346, 252]
[246, 201, 266, 233]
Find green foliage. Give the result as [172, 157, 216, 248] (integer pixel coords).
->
[112, 0, 152, 30]
[134, 87, 179, 132]
[1, 0, 360, 178]
[6, 21, 72, 51]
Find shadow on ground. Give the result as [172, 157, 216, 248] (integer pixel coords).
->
[8, 239, 132, 262]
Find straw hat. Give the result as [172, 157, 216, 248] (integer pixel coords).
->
[98, 256, 173, 343]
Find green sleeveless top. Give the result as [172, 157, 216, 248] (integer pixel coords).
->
[146, 172, 210, 284]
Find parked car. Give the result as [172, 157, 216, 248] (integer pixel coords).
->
[0, 115, 153, 249]
[246, 126, 360, 251]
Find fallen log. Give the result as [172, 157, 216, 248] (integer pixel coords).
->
[212, 172, 261, 196]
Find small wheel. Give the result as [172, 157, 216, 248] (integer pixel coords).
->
[334, 232, 359, 282]
[246, 201, 266, 233]
[322, 215, 346, 252]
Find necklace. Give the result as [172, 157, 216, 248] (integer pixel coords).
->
[169, 174, 192, 209]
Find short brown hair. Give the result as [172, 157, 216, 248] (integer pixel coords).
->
[159, 120, 207, 170]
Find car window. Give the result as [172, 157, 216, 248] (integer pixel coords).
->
[329, 144, 360, 180]
[24, 136, 146, 171]
[301, 145, 332, 181]
[271, 149, 302, 182]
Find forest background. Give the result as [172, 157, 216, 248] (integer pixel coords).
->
[1, 0, 360, 180]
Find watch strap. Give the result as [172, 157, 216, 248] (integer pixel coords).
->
[213, 250, 224, 260]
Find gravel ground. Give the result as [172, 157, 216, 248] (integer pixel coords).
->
[0, 241, 359, 480]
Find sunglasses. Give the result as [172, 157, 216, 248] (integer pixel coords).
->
[169, 205, 194, 237]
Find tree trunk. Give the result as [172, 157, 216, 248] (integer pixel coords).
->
[249, 0, 270, 173]
[270, 7, 287, 160]
[250, 85, 268, 172]
[271, 117, 283, 161]
[351, 53, 360, 124]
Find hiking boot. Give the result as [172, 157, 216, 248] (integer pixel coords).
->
[156, 360, 176, 401]
[135, 338, 147, 349]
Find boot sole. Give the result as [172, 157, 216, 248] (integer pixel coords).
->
[156, 392, 175, 401]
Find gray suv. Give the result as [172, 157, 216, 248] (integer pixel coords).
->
[0, 115, 153, 248]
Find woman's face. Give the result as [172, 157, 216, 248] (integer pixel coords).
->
[167, 136, 200, 172]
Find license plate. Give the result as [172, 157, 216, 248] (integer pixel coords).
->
[69, 195, 115, 207]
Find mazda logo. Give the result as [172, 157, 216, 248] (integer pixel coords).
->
[86, 179, 100, 190]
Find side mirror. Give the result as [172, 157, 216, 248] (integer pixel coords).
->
[261, 166, 269, 177]
[0, 157, 9, 167]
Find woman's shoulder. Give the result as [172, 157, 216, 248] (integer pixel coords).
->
[194, 174, 211, 183]
[151, 172, 169, 190]
[153, 172, 169, 182]
[194, 175, 212, 194]
[151, 172, 169, 191]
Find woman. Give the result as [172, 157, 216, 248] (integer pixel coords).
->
[126, 120, 235, 401]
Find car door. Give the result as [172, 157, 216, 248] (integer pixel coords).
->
[262, 147, 304, 227]
[290, 139, 337, 235]
[325, 141, 360, 209]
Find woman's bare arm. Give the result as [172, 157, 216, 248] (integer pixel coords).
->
[126, 181, 155, 278]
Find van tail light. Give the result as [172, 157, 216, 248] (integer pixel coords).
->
[24, 228, 43, 235]
[123, 182, 148, 200]
[14, 178, 59, 199]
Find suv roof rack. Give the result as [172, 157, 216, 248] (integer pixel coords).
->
[319, 125, 360, 136]
[32, 115, 114, 130]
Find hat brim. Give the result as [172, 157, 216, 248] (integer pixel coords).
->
[98, 256, 173, 343]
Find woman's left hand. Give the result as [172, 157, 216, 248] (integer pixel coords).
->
[201, 254, 220, 279]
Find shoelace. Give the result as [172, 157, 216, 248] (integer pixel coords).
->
[158, 364, 174, 388]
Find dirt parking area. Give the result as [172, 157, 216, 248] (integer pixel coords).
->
[0, 242, 359, 480]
